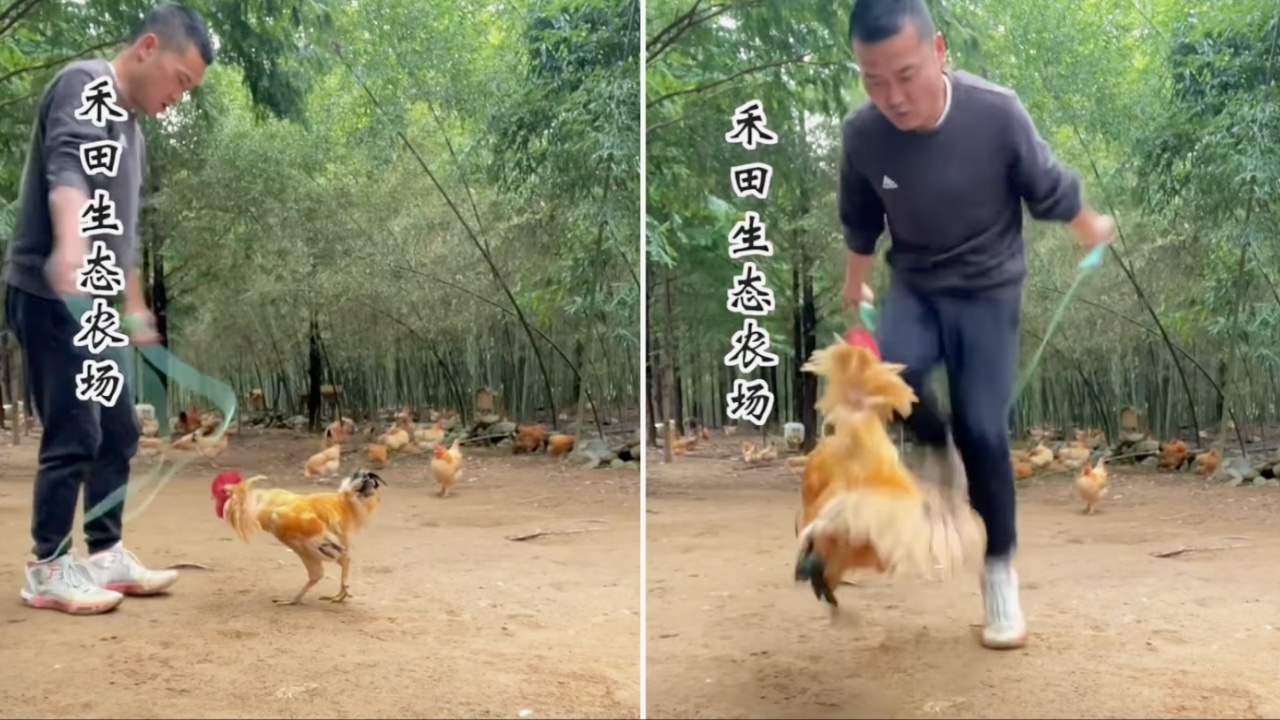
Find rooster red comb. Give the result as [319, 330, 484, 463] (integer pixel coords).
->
[211, 471, 242, 493]
[844, 327, 881, 360]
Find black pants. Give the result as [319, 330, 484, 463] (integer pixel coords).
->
[876, 279, 1022, 560]
[6, 284, 138, 560]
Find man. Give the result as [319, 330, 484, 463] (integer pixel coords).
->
[837, 0, 1114, 649]
[4, 3, 215, 615]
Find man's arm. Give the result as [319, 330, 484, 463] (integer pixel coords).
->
[838, 138, 885, 294]
[44, 69, 110, 255]
[125, 268, 147, 313]
[1006, 95, 1112, 246]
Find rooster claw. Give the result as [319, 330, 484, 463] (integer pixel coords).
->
[794, 546, 838, 607]
[272, 598, 300, 606]
[320, 588, 350, 603]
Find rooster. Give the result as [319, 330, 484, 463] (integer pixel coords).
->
[793, 334, 986, 618]
[211, 469, 386, 605]
[430, 438, 464, 497]
[1075, 458, 1108, 514]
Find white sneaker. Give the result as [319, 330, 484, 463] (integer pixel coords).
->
[84, 542, 179, 596]
[981, 558, 1028, 649]
[21, 553, 124, 615]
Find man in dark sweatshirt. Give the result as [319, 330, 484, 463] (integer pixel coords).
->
[4, 3, 214, 615]
[837, 0, 1114, 649]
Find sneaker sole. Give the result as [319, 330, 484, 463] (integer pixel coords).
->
[981, 630, 1029, 650]
[104, 578, 178, 597]
[21, 592, 122, 615]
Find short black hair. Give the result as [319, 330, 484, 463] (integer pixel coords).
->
[134, 3, 216, 66]
[848, 0, 936, 45]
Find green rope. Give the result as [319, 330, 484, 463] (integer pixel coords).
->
[856, 243, 1108, 400]
[50, 295, 238, 560]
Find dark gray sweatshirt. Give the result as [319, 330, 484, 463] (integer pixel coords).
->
[5, 58, 144, 300]
[838, 69, 1082, 294]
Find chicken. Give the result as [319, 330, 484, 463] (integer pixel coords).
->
[1013, 459, 1034, 481]
[379, 425, 411, 452]
[793, 337, 985, 617]
[430, 438, 464, 497]
[413, 420, 446, 448]
[171, 427, 229, 467]
[513, 424, 549, 454]
[742, 440, 777, 464]
[1075, 458, 1108, 514]
[1157, 439, 1190, 471]
[547, 433, 576, 458]
[723, 425, 738, 436]
[304, 444, 341, 481]
[210, 469, 386, 605]
[1194, 447, 1221, 476]
[699, 427, 711, 441]
[366, 443, 388, 468]
[138, 436, 167, 462]
[1027, 443, 1054, 470]
[1056, 440, 1091, 469]
[323, 418, 355, 448]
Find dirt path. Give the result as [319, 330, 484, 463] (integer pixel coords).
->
[0, 430, 640, 719]
[646, 442, 1280, 719]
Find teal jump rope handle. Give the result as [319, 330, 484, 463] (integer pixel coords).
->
[859, 301, 878, 333]
[1079, 243, 1107, 273]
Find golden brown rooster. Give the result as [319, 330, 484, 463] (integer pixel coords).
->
[793, 338, 986, 618]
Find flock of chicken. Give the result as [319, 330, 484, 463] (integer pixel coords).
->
[1011, 428, 1224, 515]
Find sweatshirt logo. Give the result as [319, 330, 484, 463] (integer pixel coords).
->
[881, 176, 898, 189]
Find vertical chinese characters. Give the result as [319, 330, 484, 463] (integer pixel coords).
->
[71, 75, 130, 408]
[722, 100, 779, 427]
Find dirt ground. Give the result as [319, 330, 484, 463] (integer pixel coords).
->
[646, 439, 1280, 719]
[0, 429, 640, 719]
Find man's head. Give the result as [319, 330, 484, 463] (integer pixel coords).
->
[848, 0, 947, 132]
[118, 3, 215, 117]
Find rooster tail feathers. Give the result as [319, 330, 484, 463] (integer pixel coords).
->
[802, 343, 918, 424]
[797, 488, 986, 583]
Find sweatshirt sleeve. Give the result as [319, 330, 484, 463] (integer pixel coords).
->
[42, 67, 112, 195]
[1006, 95, 1083, 223]
[838, 133, 886, 255]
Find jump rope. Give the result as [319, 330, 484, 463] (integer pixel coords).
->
[849, 242, 1109, 401]
[49, 294, 238, 560]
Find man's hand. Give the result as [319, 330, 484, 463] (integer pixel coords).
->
[45, 240, 88, 296]
[841, 280, 875, 310]
[1068, 208, 1116, 251]
[125, 307, 161, 346]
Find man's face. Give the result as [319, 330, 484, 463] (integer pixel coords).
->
[132, 32, 207, 117]
[853, 22, 947, 132]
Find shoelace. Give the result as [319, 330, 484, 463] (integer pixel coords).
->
[54, 559, 97, 590]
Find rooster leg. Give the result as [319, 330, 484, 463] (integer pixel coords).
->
[320, 556, 351, 603]
[274, 555, 324, 605]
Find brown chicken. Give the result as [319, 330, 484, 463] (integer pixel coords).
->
[1075, 458, 1108, 514]
[430, 438, 464, 497]
[304, 444, 341, 480]
[1158, 439, 1191, 471]
[794, 340, 985, 617]
[366, 443, 388, 468]
[742, 440, 777, 464]
[1194, 447, 1221, 476]
[513, 424, 549, 454]
[211, 469, 385, 605]
[171, 427, 230, 467]
[547, 433, 576, 457]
